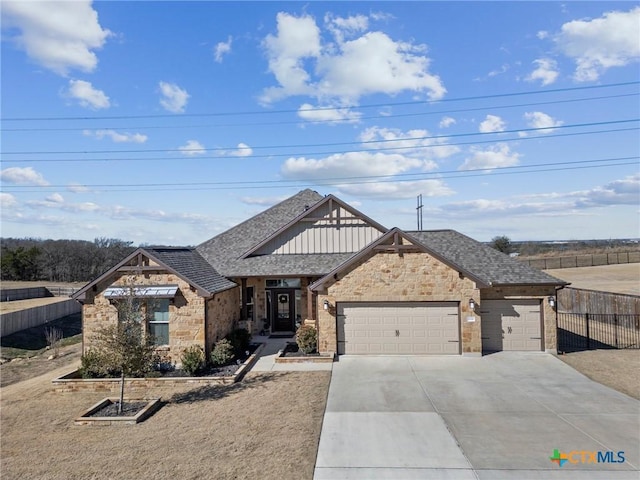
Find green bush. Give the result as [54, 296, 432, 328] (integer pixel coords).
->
[295, 324, 317, 354]
[180, 345, 206, 376]
[210, 338, 235, 366]
[79, 349, 117, 378]
[226, 328, 251, 355]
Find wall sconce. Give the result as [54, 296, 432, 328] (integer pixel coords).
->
[548, 296, 556, 309]
[323, 299, 330, 311]
[468, 299, 475, 311]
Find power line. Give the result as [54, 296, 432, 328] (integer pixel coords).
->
[3, 155, 637, 191]
[4, 118, 638, 155]
[3, 92, 638, 132]
[3, 81, 638, 122]
[3, 126, 637, 164]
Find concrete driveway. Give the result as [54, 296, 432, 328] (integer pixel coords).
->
[314, 352, 640, 479]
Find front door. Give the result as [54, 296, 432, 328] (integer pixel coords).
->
[269, 289, 295, 332]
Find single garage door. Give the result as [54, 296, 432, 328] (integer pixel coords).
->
[481, 299, 542, 351]
[337, 302, 460, 355]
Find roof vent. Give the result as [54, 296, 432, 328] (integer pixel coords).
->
[304, 205, 310, 211]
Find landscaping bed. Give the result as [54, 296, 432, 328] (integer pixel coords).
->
[75, 398, 162, 426]
[275, 342, 334, 363]
[53, 343, 265, 393]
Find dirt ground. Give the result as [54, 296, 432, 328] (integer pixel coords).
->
[544, 263, 640, 295]
[1, 360, 331, 480]
[557, 349, 640, 400]
[0, 342, 82, 387]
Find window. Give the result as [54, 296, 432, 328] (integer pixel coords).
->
[266, 278, 301, 288]
[148, 299, 170, 346]
[246, 286, 254, 321]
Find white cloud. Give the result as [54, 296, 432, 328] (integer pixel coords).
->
[459, 143, 520, 171]
[230, 143, 253, 157]
[261, 12, 445, 104]
[214, 36, 232, 63]
[1, 167, 49, 185]
[523, 111, 564, 134]
[537, 30, 549, 40]
[478, 115, 506, 133]
[337, 179, 453, 199]
[65, 79, 110, 109]
[297, 103, 361, 124]
[359, 126, 460, 160]
[439, 116, 456, 128]
[526, 58, 559, 86]
[67, 183, 89, 193]
[554, 7, 640, 82]
[84, 129, 147, 143]
[573, 174, 640, 207]
[46, 193, 64, 203]
[0, 193, 18, 209]
[159, 81, 189, 113]
[2, 0, 111, 76]
[178, 140, 206, 156]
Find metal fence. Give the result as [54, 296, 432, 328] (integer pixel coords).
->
[557, 312, 640, 352]
[521, 251, 640, 270]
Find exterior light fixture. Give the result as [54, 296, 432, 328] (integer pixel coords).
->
[323, 299, 330, 310]
[548, 296, 556, 309]
[469, 299, 475, 311]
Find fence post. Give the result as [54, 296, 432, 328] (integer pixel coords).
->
[614, 314, 618, 348]
[585, 313, 590, 350]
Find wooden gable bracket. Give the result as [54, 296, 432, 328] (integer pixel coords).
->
[116, 253, 163, 273]
[373, 231, 421, 256]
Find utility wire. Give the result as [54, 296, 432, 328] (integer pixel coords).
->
[3, 81, 638, 122]
[3, 126, 637, 163]
[4, 156, 637, 191]
[3, 92, 638, 132]
[4, 118, 638, 155]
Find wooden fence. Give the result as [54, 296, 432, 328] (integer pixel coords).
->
[0, 299, 81, 337]
[521, 251, 640, 270]
[558, 287, 640, 315]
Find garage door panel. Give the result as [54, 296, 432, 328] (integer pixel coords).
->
[481, 300, 541, 352]
[338, 302, 460, 355]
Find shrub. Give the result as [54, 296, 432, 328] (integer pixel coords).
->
[226, 328, 251, 355]
[210, 338, 235, 366]
[295, 324, 317, 354]
[180, 345, 206, 376]
[79, 349, 117, 378]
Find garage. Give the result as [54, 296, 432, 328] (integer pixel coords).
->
[337, 302, 460, 355]
[481, 299, 542, 351]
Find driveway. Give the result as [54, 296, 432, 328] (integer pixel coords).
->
[314, 352, 640, 479]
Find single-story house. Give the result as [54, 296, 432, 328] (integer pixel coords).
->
[73, 189, 567, 361]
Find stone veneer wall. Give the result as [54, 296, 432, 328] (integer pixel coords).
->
[205, 286, 240, 355]
[480, 285, 558, 352]
[82, 268, 231, 364]
[316, 251, 481, 354]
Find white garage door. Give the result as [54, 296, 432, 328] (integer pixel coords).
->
[337, 302, 460, 355]
[481, 300, 542, 351]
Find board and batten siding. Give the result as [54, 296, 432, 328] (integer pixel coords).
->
[254, 204, 384, 255]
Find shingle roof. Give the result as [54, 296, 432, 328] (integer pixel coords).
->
[197, 189, 326, 276]
[145, 247, 236, 294]
[407, 230, 567, 286]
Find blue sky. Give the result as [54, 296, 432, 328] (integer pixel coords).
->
[1, 1, 639, 246]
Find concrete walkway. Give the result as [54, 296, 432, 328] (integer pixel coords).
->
[251, 335, 333, 372]
[314, 353, 640, 479]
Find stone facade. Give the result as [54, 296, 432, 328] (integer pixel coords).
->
[316, 251, 481, 354]
[480, 285, 557, 352]
[82, 267, 239, 364]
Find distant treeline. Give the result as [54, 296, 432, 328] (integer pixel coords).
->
[1, 237, 136, 283]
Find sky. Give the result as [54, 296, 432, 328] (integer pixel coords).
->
[1, 1, 639, 246]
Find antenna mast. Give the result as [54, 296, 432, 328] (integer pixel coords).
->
[416, 194, 423, 230]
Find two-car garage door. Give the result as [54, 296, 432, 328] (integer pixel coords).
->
[337, 302, 460, 355]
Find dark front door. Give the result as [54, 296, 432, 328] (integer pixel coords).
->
[269, 289, 295, 332]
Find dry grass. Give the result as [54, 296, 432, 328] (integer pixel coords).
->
[557, 349, 640, 400]
[1, 364, 330, 480]
[0, 297, 72, 314]
[544, 263, 640, 296]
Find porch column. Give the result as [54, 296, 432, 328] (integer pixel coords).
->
[241, 278, 247, 319]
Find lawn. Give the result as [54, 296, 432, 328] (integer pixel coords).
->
[1, 363, 331, 480]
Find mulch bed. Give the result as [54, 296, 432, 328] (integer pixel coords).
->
[158, 344, 259, 378]
[89, 401, 148, 417]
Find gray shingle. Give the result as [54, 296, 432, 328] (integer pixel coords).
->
[146, 247, 236, 294]
[407, 230, 567, 286]
[197, 189, 326, 276]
